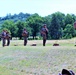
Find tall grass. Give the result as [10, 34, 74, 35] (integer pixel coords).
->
[0, 39, 76, 75]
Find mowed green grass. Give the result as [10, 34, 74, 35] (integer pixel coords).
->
[0, 39, 76, 75]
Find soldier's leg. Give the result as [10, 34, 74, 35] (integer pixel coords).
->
[24, 38, 27, 46]
[43, 39, 46, 46]
[2, 38, 6, 47]
[43, 35, 46, 46]
[24, 38, 25, 46]
[7, 39, 10, 46]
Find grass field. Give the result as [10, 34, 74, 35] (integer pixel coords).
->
[0, 39, 76, 75]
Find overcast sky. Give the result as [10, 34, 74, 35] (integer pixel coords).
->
[0, 0, 76, 17]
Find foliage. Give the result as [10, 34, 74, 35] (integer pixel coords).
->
[0, 12, 31, 22]
[26, 13, 43, 39]
[65, 14, 74, 25]
[50, 12, 63, 39]
[63, 24, 75, 39]
[15, 21, 26, 39]
[0, 12, 76, 39]
[1, 20, 17, 37]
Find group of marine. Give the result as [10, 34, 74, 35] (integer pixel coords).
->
[1, 24, 48, 47]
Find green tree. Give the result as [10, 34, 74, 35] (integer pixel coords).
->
[71, 14, 76, 21]
[65, 14, 74, 25]
[63, 24, 75, 39]
[15, 21, 25, 39]
[1, 20, 17, 38]
[50, 12, 64, 39]
[26, 13, 43, 39]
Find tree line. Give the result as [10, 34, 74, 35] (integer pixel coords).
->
[0, 12, 76, 40]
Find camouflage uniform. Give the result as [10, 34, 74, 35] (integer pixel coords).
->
[41, 24, 48, 46]
[6, 32, 11, 46]
[1, 30, 6, 47]
[22, 29, 28, 46]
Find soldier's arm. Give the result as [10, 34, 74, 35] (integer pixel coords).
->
[40, 30, 46, 35]
[45, 28, 48, 32]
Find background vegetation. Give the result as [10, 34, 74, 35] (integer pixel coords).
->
[0, 12, 76, 40]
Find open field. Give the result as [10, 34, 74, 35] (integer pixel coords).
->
[0, 39, 76, 75]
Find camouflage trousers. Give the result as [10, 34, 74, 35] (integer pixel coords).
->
[2, 38, 6, 47]
[42, 34, 47, 46]
[7, 39, 10, 46]
[24, 37, 27, 46]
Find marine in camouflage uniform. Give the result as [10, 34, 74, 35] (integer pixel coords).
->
[6, 31, 11, 46]
[40, 24, 48, 46]
[1, 30, 6, 47]
[22, 28, 28, 46]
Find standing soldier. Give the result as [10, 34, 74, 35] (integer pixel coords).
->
[6, 31, 11, 46]
[22, 28, 28, 46]
[40, 24, 48, 46]
[1, 30, 6, 47]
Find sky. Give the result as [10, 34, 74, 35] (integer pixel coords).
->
[0, 0, 76, 17]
